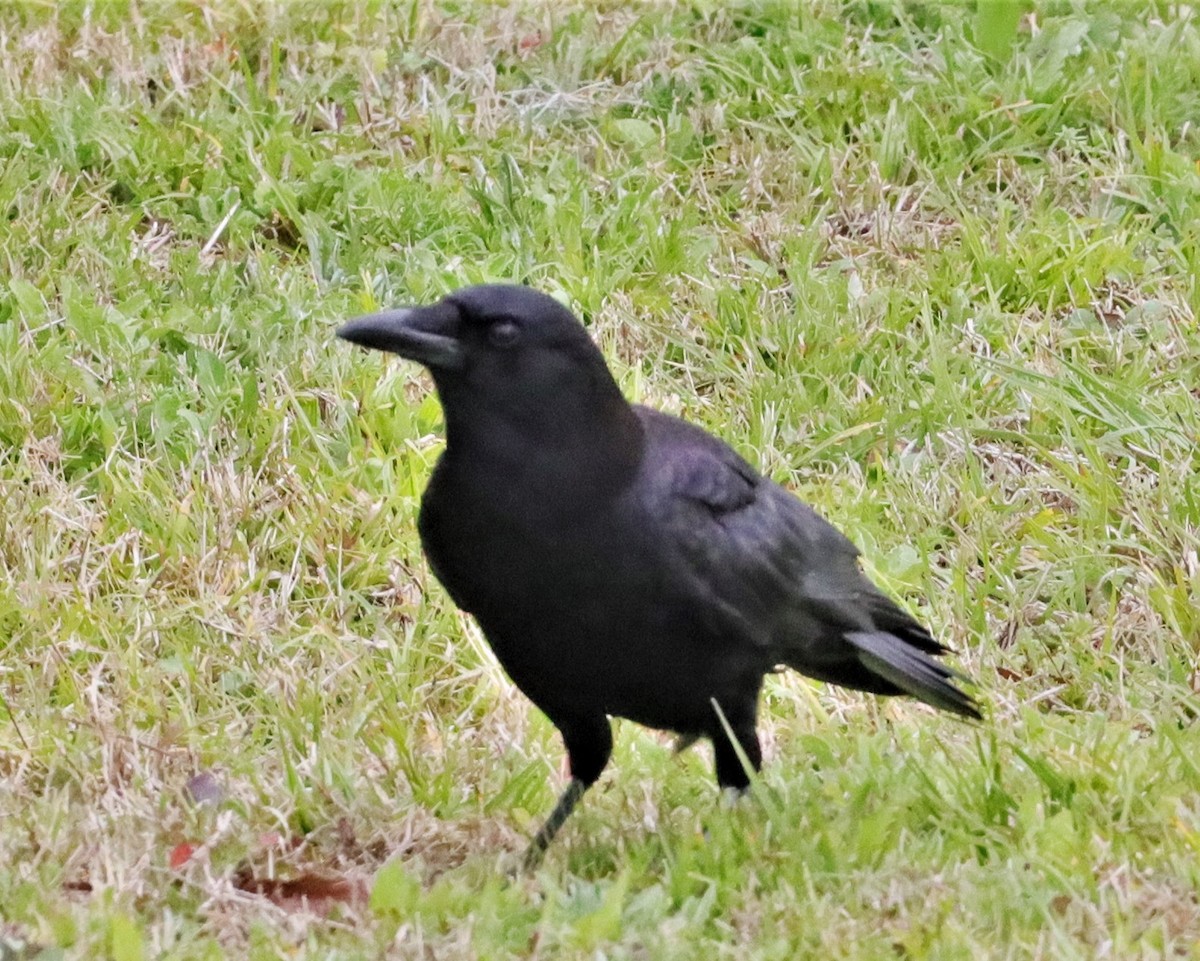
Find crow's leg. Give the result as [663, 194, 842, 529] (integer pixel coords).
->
[523, 714, 612, 868]
[524, 780, 586, 869]
[710, 701, 762, 793]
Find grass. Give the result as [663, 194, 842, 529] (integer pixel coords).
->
[1, 1, 1199, 957]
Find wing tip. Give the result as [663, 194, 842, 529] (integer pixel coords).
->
[846, 630, 983, 721]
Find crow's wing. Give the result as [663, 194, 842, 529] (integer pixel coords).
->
[634, 407, 858, 640]
[634, 407, 979, 718]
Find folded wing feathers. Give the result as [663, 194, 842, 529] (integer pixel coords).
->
[845, 630, 981, 720]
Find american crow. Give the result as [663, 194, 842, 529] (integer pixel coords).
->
[338, 285, 979, 866]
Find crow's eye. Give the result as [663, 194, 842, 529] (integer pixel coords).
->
[487, 319, 521, 349]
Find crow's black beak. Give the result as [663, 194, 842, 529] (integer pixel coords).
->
[337, 302, 465, 371]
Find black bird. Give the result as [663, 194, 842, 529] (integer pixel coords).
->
[338, 285, 979, 866]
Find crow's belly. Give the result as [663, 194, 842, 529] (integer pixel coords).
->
[420, 503, 765, 732]
[475, 600, 765, 735]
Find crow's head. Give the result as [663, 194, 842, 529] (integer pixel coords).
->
[338, 285, 632, 444]
[338, 285, 604, 375]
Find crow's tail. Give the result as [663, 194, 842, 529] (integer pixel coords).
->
[845, 631, 981, 720]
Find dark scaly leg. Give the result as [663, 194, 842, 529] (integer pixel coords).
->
[710, 698, 762, 793]
[524, 779, 587, 868]
[523, 714, 612, 869]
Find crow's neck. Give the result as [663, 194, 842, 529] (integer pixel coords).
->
[438, 376, 644, 503]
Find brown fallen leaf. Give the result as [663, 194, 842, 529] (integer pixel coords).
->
[234, 869, 369, 915]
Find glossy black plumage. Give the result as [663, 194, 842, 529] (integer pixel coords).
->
[338, 284, 979, 865]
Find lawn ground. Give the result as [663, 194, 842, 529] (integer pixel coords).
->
[1, 2, 1199, 958]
